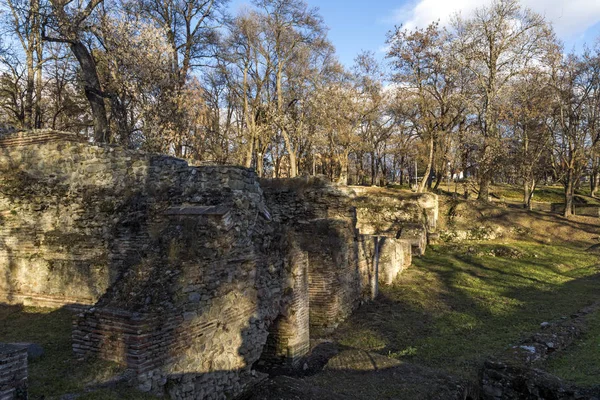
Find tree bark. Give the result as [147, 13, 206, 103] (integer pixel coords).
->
[418, 135, 434, 193]
[523, 177, 535, 210]
[564, 168, 575, 218]
[69, 42, 109, 143]
[478, 176, 490, 202]
[337, 151, 349, 186]
[591, 171, 599, 198]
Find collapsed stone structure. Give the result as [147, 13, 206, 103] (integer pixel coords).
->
[0, 131, 438, 399]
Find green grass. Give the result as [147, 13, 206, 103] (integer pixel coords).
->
[489, 184, 600, 205]
[0, 305, 157, 400]
[332, 241, 600, 379]
[545, 310, 600, 387]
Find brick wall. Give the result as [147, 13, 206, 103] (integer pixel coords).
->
[1, 132, 437, 400]
[0, 344, 27, 400]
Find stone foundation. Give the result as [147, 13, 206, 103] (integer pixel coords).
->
[0, 344, 27, 400]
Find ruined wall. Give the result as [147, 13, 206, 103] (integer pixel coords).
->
[1, 132, 438, 400]
[1, 131, 309, 399]
[260, 179, 373, 334]
[377, 238, 411, 286]
[0, 130, 191, 306]
[260, 178, 431, 334]
[0, 344, 27, 400]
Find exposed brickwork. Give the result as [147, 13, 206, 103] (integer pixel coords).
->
[0, 132, 438, 400]
[259, 243, 310, 369]
[261, 178, 436, 334]
[0, 344, 27, 400]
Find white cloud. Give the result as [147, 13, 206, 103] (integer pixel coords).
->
[391, 0, 600, 40]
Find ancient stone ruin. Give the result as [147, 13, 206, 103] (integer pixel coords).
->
[0, 344, 27, 400]
[0, 130, 438, 399]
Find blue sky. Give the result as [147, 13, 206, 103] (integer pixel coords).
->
[228, 0, 600, 68]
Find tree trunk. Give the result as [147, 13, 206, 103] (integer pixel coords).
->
[523, 177, 536, 210]
[256, 148, 264, 178]
[337, 151, 349, 186]
[418, 135, 434, 193]
[70, 42, 109, 142]
[591, 171, 599, 198]
[109, 95, 130, 144]
[433, 170, 443, 191]
[564, 168, 575, 218]
[25, 43, 35, 129]
[478, 176, 490, 202]
[370, 151, 376, 185]
[33, 0, 43, 129]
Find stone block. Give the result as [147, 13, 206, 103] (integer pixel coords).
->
[0, 343, 28, 400]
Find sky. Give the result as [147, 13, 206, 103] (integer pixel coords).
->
[229, 0, 600, 68]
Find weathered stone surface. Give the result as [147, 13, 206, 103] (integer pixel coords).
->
[399, 223, 428, 256]
[481, 360, 600, 400]
[0, 343, 28, 400]
[1, 131, 439, 400]
[376, 237, 406, 286]
[341, 186, 439, 234]
[261, 178, 429, 334]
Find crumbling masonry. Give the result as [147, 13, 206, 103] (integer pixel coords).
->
[0, 131, 438, 399]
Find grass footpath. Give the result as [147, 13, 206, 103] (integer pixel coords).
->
[329, 241, 600, 380]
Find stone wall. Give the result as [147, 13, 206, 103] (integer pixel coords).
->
[0, 130, 188, 306]
[1, 131, 438, 400]
[377, 238, 411, 286]
[260, 179, 373, 334]
[260, 178, 434, 334]
[1, 131, 308, 399]
[0, 344, 27, 400]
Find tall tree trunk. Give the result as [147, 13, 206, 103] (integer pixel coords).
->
[523, 177, 536, 210]
[256, 143, 264, 178]
[242, 61, 253, 169]
[33, 0, 42, 129]
[433, 169, 443, 191]
[564, 168, 575, 218]
[337, 151, 349, 186]
[70, 41, 109, 143]
[25, 42, 35, 129]
[478, 175, 490, 202]
[591, 171, 599, 198]
[418, 135, 434, 193]
[370, 152, 376, 185]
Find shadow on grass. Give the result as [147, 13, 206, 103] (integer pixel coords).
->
[326, 242, 600, 383]
[0, 304, 157, 400]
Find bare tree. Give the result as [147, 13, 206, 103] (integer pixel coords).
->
[388, 22, 466, 192]
[44, 0, 109, 142]
[452, 0, 555, 201]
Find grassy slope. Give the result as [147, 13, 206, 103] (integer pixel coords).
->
[330, 242, 600, 379]
[309, 193, 600, 396]
[544, 309, 600, 386]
